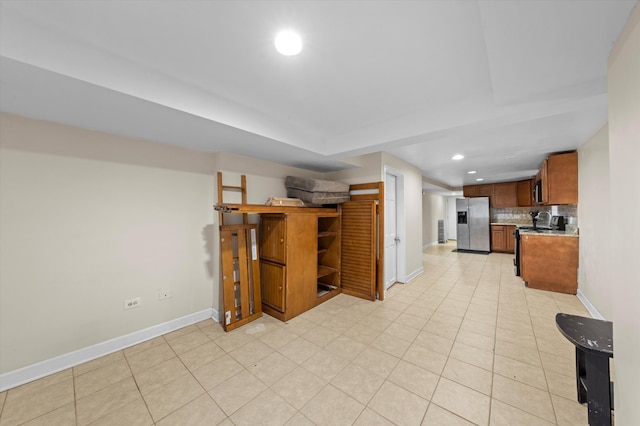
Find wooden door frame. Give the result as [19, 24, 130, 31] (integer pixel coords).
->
[349, 182, 385, 301]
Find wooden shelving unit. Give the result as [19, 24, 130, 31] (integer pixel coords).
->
[316, 213, 340, 300]
[258, 211, 341, 322]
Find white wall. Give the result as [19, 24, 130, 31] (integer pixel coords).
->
[0, 114, 322, 379]
[327, 151, 425, 282]
[0, 113, 216, 375]
[446, 196, 458, 240]
[607, 4, 640, 423]
[422, 192, 447, 248]
[2, 110, 427, 385]
[577, 125, 610, 319]
[325, 152, 383, 184]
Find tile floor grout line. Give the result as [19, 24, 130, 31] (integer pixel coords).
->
[1, 243, 591, 425]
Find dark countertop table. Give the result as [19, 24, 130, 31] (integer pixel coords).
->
[555, 313, 614, 426]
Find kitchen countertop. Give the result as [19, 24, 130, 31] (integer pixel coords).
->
[491, 222, 579, 237]
[518, 229, 579, 237]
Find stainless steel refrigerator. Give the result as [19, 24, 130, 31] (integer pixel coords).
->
[456, 197, 490, 252]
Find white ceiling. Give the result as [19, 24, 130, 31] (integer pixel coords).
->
[0, 0, 636, 193]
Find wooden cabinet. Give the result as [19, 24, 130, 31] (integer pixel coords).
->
[259, 212, 341, 321]
[546, 152, 578, 205]
[536, 152, 578, 205]
[520, 234, 578, 294]
[505, 227, 515, 253]
[317, 214, 341, 300]
[537, 158, 549, 204]
[517, 179, 533, 207]
[463, 183, 494, 199]
[491, 225, 515, 253]
[491, 225, 506, 252]
[493, 182, 518, 208]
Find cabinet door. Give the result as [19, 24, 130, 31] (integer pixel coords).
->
[517, 179, 533, 207]
[463, 184, 494, 198]
[260, 260, 285, 312]
[341, 200, 376, 301]
[540, 159, 549, 204]
[463, 185, 480, 197]
[547, 152, 578, 205]
[505, 226, 516, 253]
[260, 215, 286, 263]
[476, 184, 495, 198]
[493, 182, 518, 208]
[491, 226, 506, 252]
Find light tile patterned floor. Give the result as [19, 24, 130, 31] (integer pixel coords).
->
[0, 242, 591, 425]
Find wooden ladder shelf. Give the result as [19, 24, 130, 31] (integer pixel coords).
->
[217, 172, 262, 331]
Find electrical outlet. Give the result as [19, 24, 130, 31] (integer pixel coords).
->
[158, 289, 172, 300]
[123, 297, 141, 310]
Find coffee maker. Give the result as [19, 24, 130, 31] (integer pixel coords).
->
[550, 215, 566, 231]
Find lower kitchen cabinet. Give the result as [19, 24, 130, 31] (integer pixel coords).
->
[491, 225, 515, 254]
[520, 234, 578, 294]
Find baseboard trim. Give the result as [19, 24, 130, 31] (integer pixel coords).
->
[422, 241, 439, 250]
[405, 266, 424, 283]
[0, 308, 217, 392]
[576, 290, 605, 320]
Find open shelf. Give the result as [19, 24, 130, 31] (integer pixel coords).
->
[317, 231, 338, 238]
[317, 265, 338, 279]
[317, 283, 338, 297]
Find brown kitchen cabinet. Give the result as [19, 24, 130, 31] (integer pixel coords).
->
[517, 179, 533, 207]
[491, 225, 515, 253]
[505, 227, 515, 252]
[520, 234, 578, 294]
[463, 183, 495, 201]
[492, 182, 518, 208]
[536, 152, 578, 205]
[259, 211, 341, 321]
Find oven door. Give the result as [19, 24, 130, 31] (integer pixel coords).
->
[513, 228, 521, 276]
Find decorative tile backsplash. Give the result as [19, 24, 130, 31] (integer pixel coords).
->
[492, 205, 578, 227]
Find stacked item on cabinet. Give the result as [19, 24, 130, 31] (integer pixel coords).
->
[285, 176, 350, 205]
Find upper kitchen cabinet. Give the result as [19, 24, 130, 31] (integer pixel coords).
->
[536, 152, 578, 205]
[464, 181, 530, 208]
[517, 179, 533, 207]
[463, 183, 494, 199]
[492, 182, 518, 208]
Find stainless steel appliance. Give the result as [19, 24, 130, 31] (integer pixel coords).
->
[551, 215, 566, 230]
[456, 197, 490, 252]
[534, 180, 543, 203]
[514, 227, 522, 276]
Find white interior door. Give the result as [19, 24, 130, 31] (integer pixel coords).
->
[384, 172, 398, 289]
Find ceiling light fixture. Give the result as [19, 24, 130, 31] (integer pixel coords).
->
[476, 178, 484, 182]
[467, 170, 476, 174]
[452, 154, 464, 160]
[275, 30, 302, 56]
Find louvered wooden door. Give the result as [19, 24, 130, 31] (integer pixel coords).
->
[341, 200, 377, 300]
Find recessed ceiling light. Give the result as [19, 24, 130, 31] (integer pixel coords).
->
[275, 30, 302, 56]
[476, 178, 484, 182]
[467, 170, 477, 174]
[452, 154, 464, 160]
